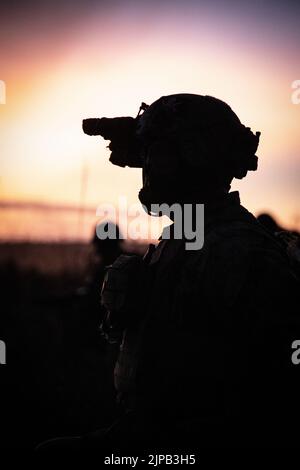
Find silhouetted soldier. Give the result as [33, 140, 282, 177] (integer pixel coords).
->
[39, 94, 300, 450]
[95, 95, 300, 449]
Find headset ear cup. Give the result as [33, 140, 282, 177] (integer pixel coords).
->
[229, 127, 260, 179]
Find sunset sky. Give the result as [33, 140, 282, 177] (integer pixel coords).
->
[0, 0, 299, 240]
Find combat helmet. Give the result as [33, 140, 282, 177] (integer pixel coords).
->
[83, 93, 260, 209]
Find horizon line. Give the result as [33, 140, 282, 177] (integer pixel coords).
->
[0, 199, 97, 213]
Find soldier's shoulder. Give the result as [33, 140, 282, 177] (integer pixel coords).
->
[187, 216, 282, 268]
[180, 217, 290, 308]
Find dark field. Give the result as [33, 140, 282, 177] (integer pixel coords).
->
[0, 242, 147, 449]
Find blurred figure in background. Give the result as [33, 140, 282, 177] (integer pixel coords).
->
[76, 222, 125, 343]
[257, 212, 300, 277]
[257, 212, 283, 233]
